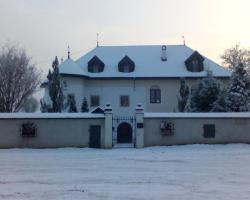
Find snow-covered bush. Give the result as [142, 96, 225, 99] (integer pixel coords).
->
[189, 71, 221, 112]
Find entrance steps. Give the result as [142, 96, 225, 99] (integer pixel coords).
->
[113, 143, 134, 148]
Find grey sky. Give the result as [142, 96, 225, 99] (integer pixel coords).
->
[0, 0, 250, 74]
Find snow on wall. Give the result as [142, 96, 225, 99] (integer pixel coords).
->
[1, 112, 250, 119]
[144, 112, 250, 118]
[0, 113, 104, 119]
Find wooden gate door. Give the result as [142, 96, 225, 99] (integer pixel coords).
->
[89, 125, 101, 148]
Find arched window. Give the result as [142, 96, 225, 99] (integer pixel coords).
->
[150, 86, 161, 104]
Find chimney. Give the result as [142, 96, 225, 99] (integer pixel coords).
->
[161, 45, 167, 61]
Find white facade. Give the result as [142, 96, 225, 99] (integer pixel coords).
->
[42, 45, 231, 116]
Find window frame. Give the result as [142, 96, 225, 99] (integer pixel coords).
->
[120, 95, 130, 107]
[90, 95, 100, 107]
[150, 86, 161, 104]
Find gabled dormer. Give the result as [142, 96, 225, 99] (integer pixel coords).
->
[88, 56, 105, 73]
[118, 56, 135, 73]
[185, 51, 204, 72]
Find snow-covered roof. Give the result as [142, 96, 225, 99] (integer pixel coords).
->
[59, 45, 231, 78]
[59, 58, 88, 77]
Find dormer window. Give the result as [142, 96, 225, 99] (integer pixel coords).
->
[118, 56, 135, 73]
[185, 51, 204, 72]
[88, 56, 105, 73]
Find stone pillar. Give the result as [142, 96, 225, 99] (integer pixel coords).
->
[135, 103, 144, 148]
[104, 103, 113, 149]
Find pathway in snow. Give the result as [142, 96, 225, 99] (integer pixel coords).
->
[0, 144, 250, 200]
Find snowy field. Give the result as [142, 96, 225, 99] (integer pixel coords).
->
[1, 144, 250, 200]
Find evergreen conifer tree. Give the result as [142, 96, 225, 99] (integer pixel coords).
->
[81, 97, 89, 112]
[177, 78, 189, 112]
[226, 63, 250, 112]
[189, 71, 221, 112]
[67, 95, 77, 113]
[47, 56, 64, 112]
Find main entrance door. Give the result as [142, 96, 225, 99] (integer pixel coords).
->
[117, 122, 132, 143]
[112, 116, 135, 146]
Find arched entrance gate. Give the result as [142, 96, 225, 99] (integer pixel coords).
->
[112, 116, 135, 146]
[117, 122, 132, 143]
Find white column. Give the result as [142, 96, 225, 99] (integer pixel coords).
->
[135, 103, 144, 148]
[104, 103, 113, 149]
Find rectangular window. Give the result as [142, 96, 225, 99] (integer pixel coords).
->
[91, 95, 100, 107]
[120, 95, 130, 107]
[203, 124, 215, 138]
[150, 89, 161, 104]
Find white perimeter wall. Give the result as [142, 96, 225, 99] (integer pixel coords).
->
[0, 116, 104, 148]
[144, 115, 250, 147]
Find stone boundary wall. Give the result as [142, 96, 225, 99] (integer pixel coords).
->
[0, 113, 105, 148]
[0, 109, 250, 149]
[142, 113, 250, 147]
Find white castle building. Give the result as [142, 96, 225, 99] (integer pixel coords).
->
[42, 44, 230, 115]
[41, 44, 231, 144]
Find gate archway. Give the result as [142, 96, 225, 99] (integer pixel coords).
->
[117, 122, 133, 143]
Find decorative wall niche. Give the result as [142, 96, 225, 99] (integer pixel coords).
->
[160, 121, 175, 136]
[21, 122, 37, 138]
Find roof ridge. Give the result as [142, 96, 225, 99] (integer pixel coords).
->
[97, 44, 186, 48]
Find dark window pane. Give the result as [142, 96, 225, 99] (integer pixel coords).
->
[150, 87, 161, 104]
[91, 95, 100, 107]
[120, 95, 130, 107]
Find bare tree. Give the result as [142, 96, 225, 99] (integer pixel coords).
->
[0, 43, 41, 112]
[221, 44, 250, 71]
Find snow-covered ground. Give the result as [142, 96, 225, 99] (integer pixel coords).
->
[1, 144, 250, 200]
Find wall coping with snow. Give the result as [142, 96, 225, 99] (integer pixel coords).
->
[144, 112, 250, 119]
[0, 113, 105, 119]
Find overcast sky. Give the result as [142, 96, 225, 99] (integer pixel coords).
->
[0, 0, 250, 74]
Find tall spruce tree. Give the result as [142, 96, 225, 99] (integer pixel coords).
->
[226, 63, 250, 112]
[176, 78, 189, 112]
[189, 71, 221, 112]
[81, 97, 89, 112]
[47, 57, 64, 112]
